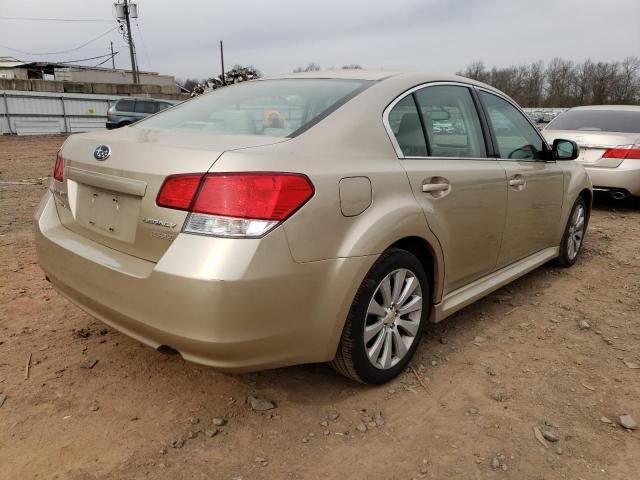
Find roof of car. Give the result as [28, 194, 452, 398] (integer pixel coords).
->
[569, 105, 640, 112]
[265, 69, 489, 86]
[117, 97, 174, 102]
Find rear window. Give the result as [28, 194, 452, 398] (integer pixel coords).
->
[136, 79, 370, 137]
[546, 110, 640, 133]
[116, 99, 135, 112]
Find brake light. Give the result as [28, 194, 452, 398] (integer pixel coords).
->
[603, 145, 640, 160]
[107, 110, 112, 119]
[53, 151, 65, 182]
[157, 174, 202, 210]
[156, 173, 314, 237]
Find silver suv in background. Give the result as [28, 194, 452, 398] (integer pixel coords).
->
[106, 97, 176, 129]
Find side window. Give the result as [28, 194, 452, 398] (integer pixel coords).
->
[387, 95, 427, 157]
[135, 101, 158, 114]
[480, 92, 545, 160]
[413, 85, 486, 158]
[158, 102, 172, 111]
[116, 99, 135, 112]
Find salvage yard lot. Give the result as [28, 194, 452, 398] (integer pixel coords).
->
[1, 134, 639, 480]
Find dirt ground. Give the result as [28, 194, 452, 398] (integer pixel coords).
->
[1, 134, 639, 480]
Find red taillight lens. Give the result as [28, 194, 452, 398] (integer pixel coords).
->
[156, 174, 203, 210]
[156, 173, 314, 237]
[53, 151, 65, 182]
[603, 147, 640, 160]
[192, 174, 314, 221]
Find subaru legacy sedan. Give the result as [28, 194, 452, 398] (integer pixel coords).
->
[543, 105, 640, 202]
[36, 71, 590, 384]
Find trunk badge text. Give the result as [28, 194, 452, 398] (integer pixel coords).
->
[94, 145, 111, 161]
[142, 218, 177, 229]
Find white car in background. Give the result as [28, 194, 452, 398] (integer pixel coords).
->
[544, 105, 640, 202]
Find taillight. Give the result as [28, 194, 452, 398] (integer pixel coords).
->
[107, 111, 112, 119]
[157, 174, 202, 210]
[603, 145, 640, 160]
[53, 151, 65, 182]
[156, 173, 314, 238]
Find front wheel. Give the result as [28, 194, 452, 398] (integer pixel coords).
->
[555, 196, 587, 267]
[330, 249, 430, 384]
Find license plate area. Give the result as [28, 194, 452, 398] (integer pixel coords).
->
[75, 185, 140, 243]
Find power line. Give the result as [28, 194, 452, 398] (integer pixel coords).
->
[0, 26, 117, 56]
[0, 16, 112, 23]
[55, 52, 120, 64]
[135, 19, 152, 71]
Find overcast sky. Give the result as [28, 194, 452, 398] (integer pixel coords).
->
[1, 0, 639, 80]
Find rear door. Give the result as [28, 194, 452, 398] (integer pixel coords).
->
[387, 83, 507, 294]
[478, 90, 564, 268]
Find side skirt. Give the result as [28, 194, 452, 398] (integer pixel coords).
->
[430, 246, 559, 323]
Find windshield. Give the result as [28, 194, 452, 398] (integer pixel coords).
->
[546, 109, 640, 133]
[136, 79, 371, 137]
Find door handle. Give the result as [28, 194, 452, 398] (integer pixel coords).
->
[509, 177, 526, 187]
[422, 183, 450, 193]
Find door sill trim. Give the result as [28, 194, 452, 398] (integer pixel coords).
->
[431, 246, 559, 322]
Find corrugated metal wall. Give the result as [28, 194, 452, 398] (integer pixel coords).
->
[1, 90, 122, 135]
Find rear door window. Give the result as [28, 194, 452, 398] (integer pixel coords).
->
[387, 95, 428, 157]
[413, 85, 487, 158]
[480, 91, 545, 160]
[116, 99, 135, 112]
[135, 101, 158, 114]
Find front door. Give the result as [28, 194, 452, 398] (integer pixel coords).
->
[478, 91, 564, 268]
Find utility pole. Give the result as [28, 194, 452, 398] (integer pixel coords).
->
[110, 41, 115, 70]
[123, 0, 139, 84]
[220, 40, 225, 86]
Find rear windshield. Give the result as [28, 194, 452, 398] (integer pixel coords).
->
[546, 110, 640, 133]
[136, 79, 371, 137]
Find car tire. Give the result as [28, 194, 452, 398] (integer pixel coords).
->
[118, 121, 132, 128]
[555, 196, 587, 268]
[330, 248, 430, 384]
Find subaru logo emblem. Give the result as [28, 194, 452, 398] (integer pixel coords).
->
[94, 145, 111, 161]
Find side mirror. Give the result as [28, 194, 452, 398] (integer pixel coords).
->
[552, 139, 579, 160]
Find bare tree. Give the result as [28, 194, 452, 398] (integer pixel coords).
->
[293, 62, 321, 73]
[458, 57, 640, 107]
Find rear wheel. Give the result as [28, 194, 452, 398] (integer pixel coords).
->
[555, 196, 587, 267]
[330, 248, 430, 384]
[118, 121, 132, 128]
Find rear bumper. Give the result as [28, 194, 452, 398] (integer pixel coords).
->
[585, 160, 640, 196]
[35, 192, 374, 371]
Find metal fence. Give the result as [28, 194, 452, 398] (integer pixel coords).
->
[0, 90, 124, 135]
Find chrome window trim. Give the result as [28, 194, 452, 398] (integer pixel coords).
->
[382, 81, 495, 161]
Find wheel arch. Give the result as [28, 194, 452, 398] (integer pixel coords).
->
[386, 235, 442, 307]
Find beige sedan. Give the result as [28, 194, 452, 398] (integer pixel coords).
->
[543, 105, 640, 202]
[35, 71, 591, 384]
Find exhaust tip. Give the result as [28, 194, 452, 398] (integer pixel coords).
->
[610, 190, 629, 200]
[157, 345, 180, 356]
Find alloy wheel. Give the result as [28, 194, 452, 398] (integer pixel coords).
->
[567, 204, 585, 261]
[364, 268, 423, 369]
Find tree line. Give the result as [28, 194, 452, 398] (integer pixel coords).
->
[458, 57, 640, 107]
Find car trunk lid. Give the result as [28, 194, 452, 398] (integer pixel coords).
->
[543, 130, 640, 168]
[54, 127, 287, 262]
